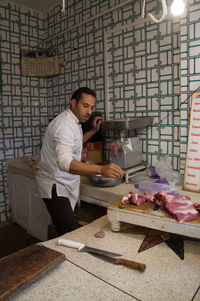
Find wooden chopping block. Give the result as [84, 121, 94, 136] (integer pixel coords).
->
[108, 200, 200, 239]
[0, 243, 65, 301]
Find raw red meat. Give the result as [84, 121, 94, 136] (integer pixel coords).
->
[144, 192, 155, 202]
[95, 231, 105, 238]
[129, 192, 146, 206]
[154, 191, 199, 223]
[121, 190, 199, 223]
[194, 203, 200, 211]
[154, 192, 175, 208]
[122, 192, 146, 206]
[110, 141, 118, 158]
[122, 193, 131, 205]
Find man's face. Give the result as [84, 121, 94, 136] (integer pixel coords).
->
[71, 93, 96, 123]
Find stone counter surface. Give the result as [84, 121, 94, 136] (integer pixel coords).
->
[6, 156, 200, 206]
[80, 175, 133, 204]
[11, 216, 200, 301]
[6, 156, 39, 179]
[6, 157, 200, 300]
[6, 157, 134, 203]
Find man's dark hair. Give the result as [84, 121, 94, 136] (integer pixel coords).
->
[71, 87, 96, 103]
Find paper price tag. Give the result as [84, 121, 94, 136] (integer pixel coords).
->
[183, 91, 200, 193]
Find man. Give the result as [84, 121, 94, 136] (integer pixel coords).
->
[36, 87, 124, 236]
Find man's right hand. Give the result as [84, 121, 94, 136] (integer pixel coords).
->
[100, 163, 124, 178]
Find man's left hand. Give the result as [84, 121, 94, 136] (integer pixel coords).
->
[92, 116, 102, 133]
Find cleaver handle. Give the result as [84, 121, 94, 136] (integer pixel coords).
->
[115, 258, 146, 272]
[58, 239, 85, 250]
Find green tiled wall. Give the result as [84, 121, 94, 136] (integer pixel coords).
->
[0, 2, 48, 222]
[0, 0, 200, 222]
[105, 19, 180, 167]
[44, 0, 181, 168]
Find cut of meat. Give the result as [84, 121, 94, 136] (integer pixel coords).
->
[144, 192, 155, 202]
[154, 191, 199, 223]
[129, 192, 146, 206]
[194, 203, 200, 211]
[122, 192, 147, 206]
[122, 193, 131, 205]
[95, 230, 105, 238]
[154, 192, 174, 208]
[110, 141, 118, 158]
[121, 190, 199, 223]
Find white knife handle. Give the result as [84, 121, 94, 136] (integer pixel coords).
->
[58, 238, 85, 250]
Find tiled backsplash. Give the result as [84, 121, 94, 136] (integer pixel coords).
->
[0, 0, 200, 222]
[0, 2, 47, 221]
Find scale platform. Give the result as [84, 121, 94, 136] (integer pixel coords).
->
[107, 199, 200, 239]
[123, 163, 147, 184]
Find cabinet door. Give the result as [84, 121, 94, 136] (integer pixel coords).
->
[7, 173, 51, 241]
[28, 180, 51, 241]
[7, 173, 30, 229]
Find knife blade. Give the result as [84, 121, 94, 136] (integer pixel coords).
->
[58, 239, 121, 257]
[91, 253, 146, 272]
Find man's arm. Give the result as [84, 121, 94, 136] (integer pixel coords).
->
[69, 159, 124, 178]
[83, 116, 102, 144]
[83, 129, 97, 144]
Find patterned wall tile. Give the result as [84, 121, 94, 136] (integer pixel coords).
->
[1, 0, 200, 222]
[0, 2, 48, 222]
[43, 0, 199, 172]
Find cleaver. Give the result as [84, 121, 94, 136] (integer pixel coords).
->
[58, 239, 121, 257]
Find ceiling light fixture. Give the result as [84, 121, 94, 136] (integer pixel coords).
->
[170, 0, 185, 16]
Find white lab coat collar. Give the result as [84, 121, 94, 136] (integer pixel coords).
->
[67, 107, 79, 124]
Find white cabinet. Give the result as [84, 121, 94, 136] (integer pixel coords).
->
[7, 172, 51, 241]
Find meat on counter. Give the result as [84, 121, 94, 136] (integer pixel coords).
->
[121, 191, 199, 223]
[154, 191, 199, 223]
[110, 141, 118, 158]
[194, 203, 200, 211]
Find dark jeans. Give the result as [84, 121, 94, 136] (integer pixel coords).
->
[43, 184, 79, 236]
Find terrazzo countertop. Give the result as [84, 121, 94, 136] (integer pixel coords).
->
[6, 157, 200, 300]
[6, 156, 200, 206]
[80, 175, 133, 204]
[6, 156, 39, 179]
[11, 215, 200, 301]
[6, 157, 134, 205]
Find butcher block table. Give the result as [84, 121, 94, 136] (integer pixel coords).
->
[107, 195, 200, 239]
[0, 244, 65, 301]
[7, 215, 200, 301]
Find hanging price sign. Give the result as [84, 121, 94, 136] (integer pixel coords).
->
[183, 91, 200, 193]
